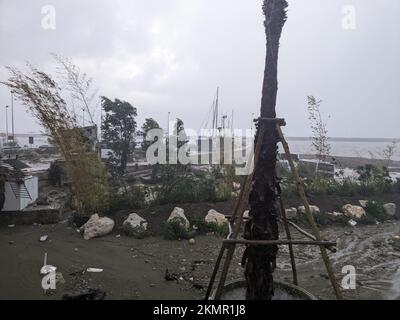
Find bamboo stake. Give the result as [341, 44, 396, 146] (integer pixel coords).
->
[278, 195, 298, 285]
[276, 124, 343, 300]
[288, 221, 337, 253]
[212, 123, 266, 300]
[223, 239, 337, 247]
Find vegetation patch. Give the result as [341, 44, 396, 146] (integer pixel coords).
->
[164, 217, 192, 240]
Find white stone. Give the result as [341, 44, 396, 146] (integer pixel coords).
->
[285, 208, 297, 219]
[327, 212, 343, 217]
[39, 235, 48, 242]
[342, 204, 366, 220]
[167, 207, 190, 230]
[348, 219, 357, 227]
[384, 203, 396, 217]
[86, 268, 103, 273]
[243, 210, 250, 219]
[359, 200, 368, 208]
[189, 238, 195, 245]
[123, 213, 148, 230]
[205, 209, 228, 226]
[81, 214, 115, 240]
[298, 205, 320, 215]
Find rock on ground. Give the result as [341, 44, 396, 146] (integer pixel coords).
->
[342, 204, 366, 220]
[298, 205, 320, 215]
[359, 200, 368, 208]
[285, 208, 297, 219]
[81, 214, 115, 240]
[383, 203, 396, 217]
[167, 207, 190, 230]
[205, 209, 228, 226]
[123, 213, 148, 230]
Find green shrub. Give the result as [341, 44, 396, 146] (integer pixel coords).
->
[164, 218, 192, 240]
[108, 186, 147, 213]
[189, 215, 229, 237]
[154, 165, 222, 205]
[365, 201, 389, 222]
[121, 224, 150, 239]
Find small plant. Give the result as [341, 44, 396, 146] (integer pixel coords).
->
[189, 215, 229, 237]
[108, 186, 147, 213]
[381, 141, 397, 167]
[365, 201, 389, 222]
[164, 218, 192, 240]
[121, 224, 150, 239]
[307, 95, 331, 162]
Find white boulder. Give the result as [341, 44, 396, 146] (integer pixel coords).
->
[205, 209, 228, 226]
[80, 214, 115, 240]
[342, 204, 366, 220]
[167, 207, 190, 230]
[298, 205, 320, 215]
[383, 203, 396, 217]
[285, 208, 297, 219]
[359, 200, 368, 208]
[123, 213, 148, 230]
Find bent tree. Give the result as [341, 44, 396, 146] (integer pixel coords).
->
[242, 0, 288, 300]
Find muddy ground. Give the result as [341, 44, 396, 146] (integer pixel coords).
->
[1, 199, 400, 300]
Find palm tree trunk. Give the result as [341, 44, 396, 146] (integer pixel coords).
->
[242, 0, 288, 300]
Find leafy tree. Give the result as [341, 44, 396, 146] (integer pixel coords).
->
[101, 97, 137, 174]
[140, 118, 160, 152]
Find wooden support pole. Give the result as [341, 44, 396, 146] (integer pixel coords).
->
[212, 124, 266, 300]
[223, 239, 337, 247]
[288, 221, 337, 253]
[276, 124, 343, 300]
[278, 195, 298, 285]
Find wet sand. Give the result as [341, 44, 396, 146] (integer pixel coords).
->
[1, 218, 399, 300]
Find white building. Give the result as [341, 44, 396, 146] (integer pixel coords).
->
[1, 175, 39, 211]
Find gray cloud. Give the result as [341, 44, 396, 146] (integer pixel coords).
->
[0, 0, 399, 138]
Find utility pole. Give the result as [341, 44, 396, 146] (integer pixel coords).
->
[5, 105, 9, 143]
[11, 91, 15, 142]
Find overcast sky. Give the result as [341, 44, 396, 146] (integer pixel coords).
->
[0, 0, 399, 138]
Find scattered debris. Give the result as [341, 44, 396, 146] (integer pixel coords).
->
[348, 219, 358, 227]
[165, 269, 178, 281]
[80, 214, 115, 240]
[86, 268, 103, 273]
[40, 253, 57, 275]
